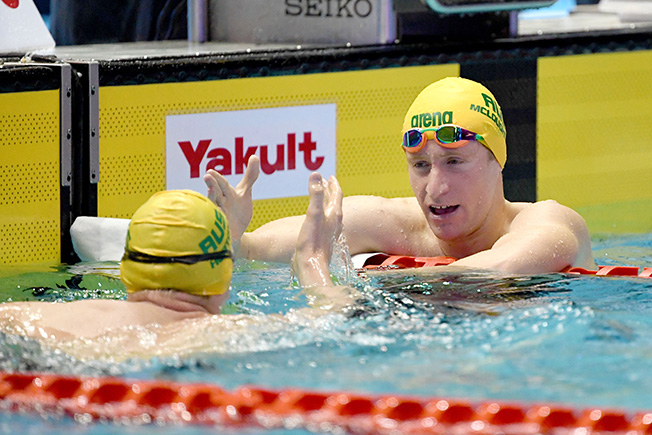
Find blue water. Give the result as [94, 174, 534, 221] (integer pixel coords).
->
[2, 233, 652, 434]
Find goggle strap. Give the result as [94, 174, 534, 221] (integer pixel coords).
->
[123, 249, 232, 265]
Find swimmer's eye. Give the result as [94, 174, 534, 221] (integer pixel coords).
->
[446, 157, 463, 165]
[412, 160, 430, 169]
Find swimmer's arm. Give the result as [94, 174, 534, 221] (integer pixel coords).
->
[0, 300, 127, 340]
[300, 285, 359, 316]
[292, 247, 359, 315]
[292, 253, 360, 315]
[288, 173, 361, 315]
[453, 200, 596, 274]
[239, 214, 304, 261]
[241, 196, 426, 262]
[292, 173, 342, 287]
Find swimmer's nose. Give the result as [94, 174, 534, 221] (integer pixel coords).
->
[425, 168, 450, 198]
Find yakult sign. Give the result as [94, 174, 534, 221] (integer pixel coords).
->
[166, 104, 336, 200]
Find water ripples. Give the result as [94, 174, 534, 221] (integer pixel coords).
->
[1, 239, 652, 411]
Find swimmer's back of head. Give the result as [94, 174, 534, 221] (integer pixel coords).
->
[120, 190, 232, 296]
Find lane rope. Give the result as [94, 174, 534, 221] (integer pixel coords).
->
[361, 254, 652, 278]
[1, 371, 650, 434]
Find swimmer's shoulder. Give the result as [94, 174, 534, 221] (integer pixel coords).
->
[508, 199, 586, 226]
[506, 199, 595, 268]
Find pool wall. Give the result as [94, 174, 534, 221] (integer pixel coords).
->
[2, 33, 652, 264]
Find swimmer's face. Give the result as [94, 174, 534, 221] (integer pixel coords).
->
[406, 140, 503, 244]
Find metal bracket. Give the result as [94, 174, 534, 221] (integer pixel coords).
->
[87, 62, 100, 185]
[60, 63, 72, 187]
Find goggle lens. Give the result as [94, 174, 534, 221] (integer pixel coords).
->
[402, 125, 485, 152]
[404, 129, 425, 149]
[436, 126, 461, 143]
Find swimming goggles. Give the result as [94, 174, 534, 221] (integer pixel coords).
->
[402, 125, 486, 153]
[123, 249, 232, 265]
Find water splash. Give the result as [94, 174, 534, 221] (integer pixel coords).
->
[330, 233, 358, 285]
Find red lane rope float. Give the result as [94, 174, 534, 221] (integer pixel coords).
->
[361, 254, 457, 270]
[361, 254, 652, 278]
[1, 371, 652, 434]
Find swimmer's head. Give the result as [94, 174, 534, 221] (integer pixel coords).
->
[402, 77, 507, 168]
[120, 190, 232, 296]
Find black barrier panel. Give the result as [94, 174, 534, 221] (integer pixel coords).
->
[0, 63, 62, 93]
[68, 61, 99, 225]
[92, 30, 652, 88]
[461, 58, 537, 202]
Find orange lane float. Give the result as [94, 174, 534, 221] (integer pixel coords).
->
[361, 254, 457, 269]
[360, 253, 652, 278]
[0, 371, 651, 434]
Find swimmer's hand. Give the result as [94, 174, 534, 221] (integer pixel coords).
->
[203, 155, 260, 254]
[293, 172, 343, 288]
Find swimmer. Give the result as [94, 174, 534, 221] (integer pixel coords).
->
[0, 175, 350, 360]
[204, 77, 596, 274]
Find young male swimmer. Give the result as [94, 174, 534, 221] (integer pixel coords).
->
[205, 77, 596, 274]
[0, 175, 348, 360]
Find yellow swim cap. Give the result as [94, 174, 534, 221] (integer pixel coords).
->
[120, 190, 232, 296]
[402, 77, 507, 168]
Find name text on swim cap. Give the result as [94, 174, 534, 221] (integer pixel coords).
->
[178, 132, 325, 179]
[410, 111, 453, 129]
[199, 209, 231, 268]
[469, 93, 505, 137]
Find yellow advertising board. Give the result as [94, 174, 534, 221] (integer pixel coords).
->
[98, 64, 459, 229]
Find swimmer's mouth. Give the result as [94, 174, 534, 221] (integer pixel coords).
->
[430, 205, 459, 216]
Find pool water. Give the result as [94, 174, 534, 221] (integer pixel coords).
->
[2, 233, 652, 434]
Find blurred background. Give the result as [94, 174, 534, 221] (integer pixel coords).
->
[34, 0, 187, 45]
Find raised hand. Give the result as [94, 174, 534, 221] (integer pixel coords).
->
[293, 172, 343, 288]
[203, 155, 260, 250]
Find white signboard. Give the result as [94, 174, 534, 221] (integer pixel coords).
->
[0, 0, 55, 55]
[166, 104, 337, 200]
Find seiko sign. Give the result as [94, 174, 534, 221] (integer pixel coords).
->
[209, 0, 395, 45]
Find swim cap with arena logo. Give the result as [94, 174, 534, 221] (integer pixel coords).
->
[120, 190, 232, 296]
[402, 77, 507, 168]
